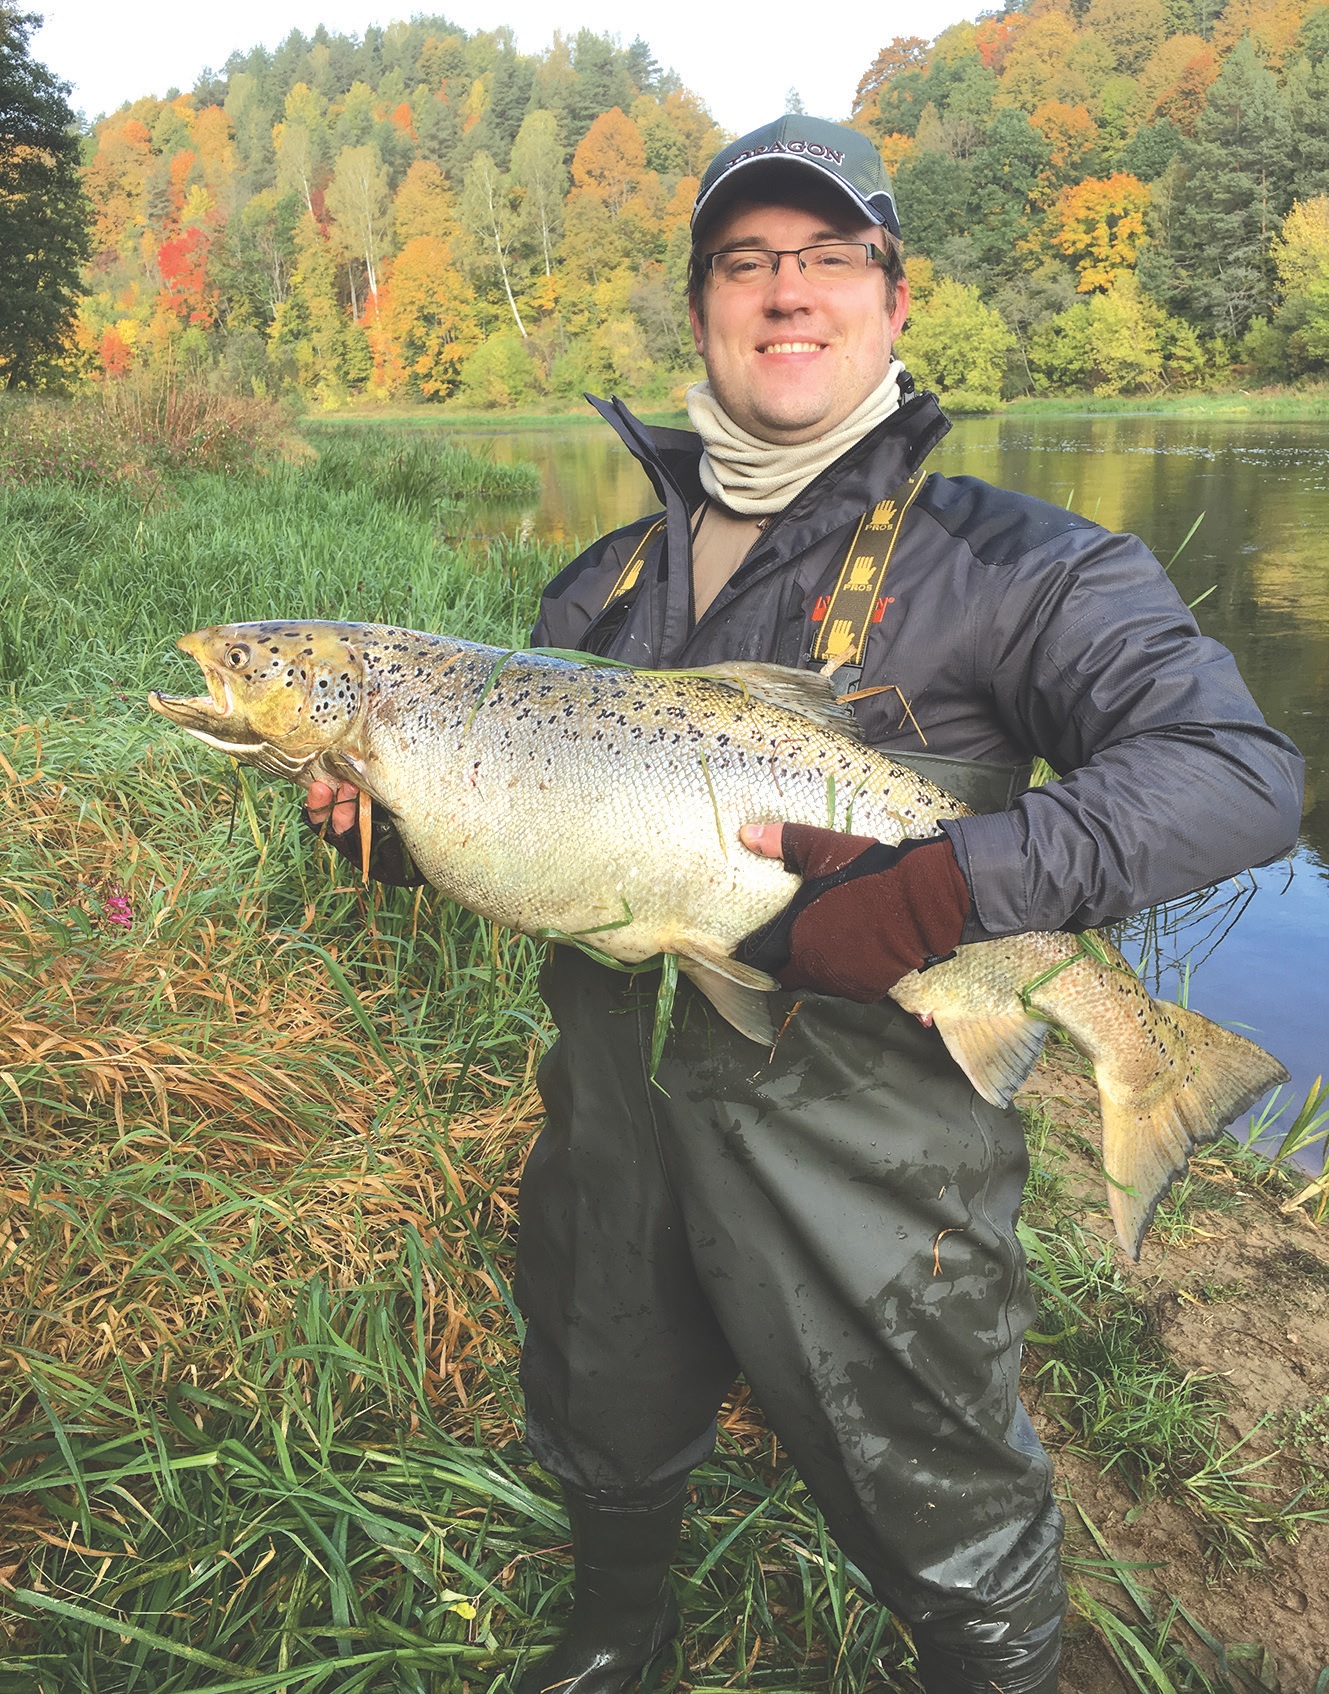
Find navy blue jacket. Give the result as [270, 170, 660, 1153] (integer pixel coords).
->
[531, 392, 1305, 942]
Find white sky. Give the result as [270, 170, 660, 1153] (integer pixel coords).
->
[33, 0, 980, 137]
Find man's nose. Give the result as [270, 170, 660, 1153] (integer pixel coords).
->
[766, 251, 816, 309]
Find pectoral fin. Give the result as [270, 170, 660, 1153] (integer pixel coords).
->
[669, 934, 778, 1046]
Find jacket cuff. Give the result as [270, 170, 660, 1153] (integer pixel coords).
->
[940, 812, 1031, 944]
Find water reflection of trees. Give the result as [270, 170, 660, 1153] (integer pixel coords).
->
[1114, 871, 1265, 994]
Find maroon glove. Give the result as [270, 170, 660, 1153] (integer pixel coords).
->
[736, 825, 970, 1001]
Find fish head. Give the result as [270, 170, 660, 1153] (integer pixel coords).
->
[149, 622, 368, 782]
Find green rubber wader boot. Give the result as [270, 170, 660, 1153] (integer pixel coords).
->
[514, 1487, 685, 1694]
[912, 1565, 1066, 1694]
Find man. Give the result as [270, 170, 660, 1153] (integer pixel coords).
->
[310, 117, 1303, 1693]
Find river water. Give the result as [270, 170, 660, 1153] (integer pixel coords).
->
[455, 411, 1329, 1162]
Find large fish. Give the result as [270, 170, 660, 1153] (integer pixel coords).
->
[149, 621, 1289, 1257]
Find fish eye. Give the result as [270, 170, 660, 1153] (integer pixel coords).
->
[225, 644, 251, 669]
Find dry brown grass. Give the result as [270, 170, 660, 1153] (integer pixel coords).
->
[0, 725, 541, 1453]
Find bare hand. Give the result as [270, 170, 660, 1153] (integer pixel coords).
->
[306, 779, 360, 836]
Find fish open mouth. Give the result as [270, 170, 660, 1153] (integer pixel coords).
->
[147, 664, 276, 753]
[147, 686, 265, 750]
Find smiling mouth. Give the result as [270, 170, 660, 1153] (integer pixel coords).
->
[760, 341, 825, 354]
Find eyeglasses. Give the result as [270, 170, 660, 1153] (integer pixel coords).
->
[704, 243, 888, 287]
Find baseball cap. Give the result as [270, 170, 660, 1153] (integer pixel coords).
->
[692, 116, 901, 243]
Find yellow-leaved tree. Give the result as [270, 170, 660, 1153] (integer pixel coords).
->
[369, 236, 479, 398]
[1273, 197, 1329, 370]
[1047, 172, 1149, 291]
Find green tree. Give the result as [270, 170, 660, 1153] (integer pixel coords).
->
[458, 149, 527, 335]
[962, 110, 1052, 287]
[269, 210, 355, 399]
[510, 109, 566, 277]
[1140, 38, 1295, 339]
[457, 326, 538, 405]
[0, 7, 90, 388]
[325, 143, 393, 310]
[896, 277, 1016, 407]
[1028, 276, 1166, 393]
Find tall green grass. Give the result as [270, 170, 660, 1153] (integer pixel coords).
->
[1, 419, 1320, 1691]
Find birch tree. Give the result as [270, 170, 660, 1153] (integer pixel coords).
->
[510, 110, 567, 278]
[459, 150, 527, 336]
[325, 144, 393, 308]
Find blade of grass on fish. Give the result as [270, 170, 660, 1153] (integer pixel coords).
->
[1017, 931, 1132, 1014]
[843, 775, 870, 834]
[525, 647, 631, 667]
[536, 897, 635, 941]
[698, 747, 727, 857]
[650, 953, 679, 1080]
[463, 647, 519, 731]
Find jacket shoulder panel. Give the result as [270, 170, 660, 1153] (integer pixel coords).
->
[916, 474, 1099, 571]
[531, 513, 664, 650]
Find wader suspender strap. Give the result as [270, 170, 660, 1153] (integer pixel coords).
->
[604, 517, 666, 607]
[810, 467, 927, 691]
[590, 477, 1031, 816]
[597, 473, 927, 669]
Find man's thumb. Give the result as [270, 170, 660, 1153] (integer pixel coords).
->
[739, 823, 785, 858]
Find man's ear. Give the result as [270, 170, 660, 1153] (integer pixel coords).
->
[888, 276, 910, 346]
[689, 294, 706, 356]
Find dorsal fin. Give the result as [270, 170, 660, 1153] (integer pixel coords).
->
[690, 661, 863, 740]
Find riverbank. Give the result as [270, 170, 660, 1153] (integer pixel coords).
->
[1001, 385, 1329, 421]
[1, 439, 1326, 1690]
[295, 381, 1329, 430]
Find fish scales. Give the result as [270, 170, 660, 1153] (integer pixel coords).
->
[365, 642, 946, 960]
[149, 621, 1290, 1258]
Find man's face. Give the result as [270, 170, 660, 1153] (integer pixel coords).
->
[689, 195, 909, 445]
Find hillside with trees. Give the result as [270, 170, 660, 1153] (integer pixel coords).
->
[867, 0, 1329, 403]
[30, 0, 1329, 405]
[71, 20, 719, 407]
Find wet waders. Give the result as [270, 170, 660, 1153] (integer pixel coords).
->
[515, 939, 1065, 1692]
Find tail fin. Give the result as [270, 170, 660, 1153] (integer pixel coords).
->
[1101, 1006, 1289, 1259]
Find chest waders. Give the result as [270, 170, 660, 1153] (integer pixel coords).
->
[512, 504, 1066, 1694]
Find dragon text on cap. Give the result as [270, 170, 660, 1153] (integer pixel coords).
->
[717, 141, 848, 176]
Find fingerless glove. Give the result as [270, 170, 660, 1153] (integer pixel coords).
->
[736, 825, 970, 1001]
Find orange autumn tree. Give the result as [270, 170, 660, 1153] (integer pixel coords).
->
[1047, 172, 1150, 291]
[1137, 35, 1218, 133]
[571, 107, 654, 220]
[369, 236, 479, 397]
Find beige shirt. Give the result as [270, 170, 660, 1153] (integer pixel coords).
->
[691, 502, 767, 621]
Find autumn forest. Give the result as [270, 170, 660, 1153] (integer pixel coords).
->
[21, 0, 1329, 406]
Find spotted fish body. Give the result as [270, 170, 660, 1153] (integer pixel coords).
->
[149, 621, 1289, 1257]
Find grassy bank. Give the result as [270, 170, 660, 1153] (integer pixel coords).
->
[301, 406, 691, 434]
[1000, 385, 1329, 421]
[300, 382, 1329, 428]
[2, 414, 1327, 1691]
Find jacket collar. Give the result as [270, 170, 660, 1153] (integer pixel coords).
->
[586, 383, 951, 564]
[586, 385, 951, 666]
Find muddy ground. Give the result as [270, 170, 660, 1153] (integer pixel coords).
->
[1017, 1056, 1329, 1694]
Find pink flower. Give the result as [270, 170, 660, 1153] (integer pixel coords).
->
[103, 888, 134, 930]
